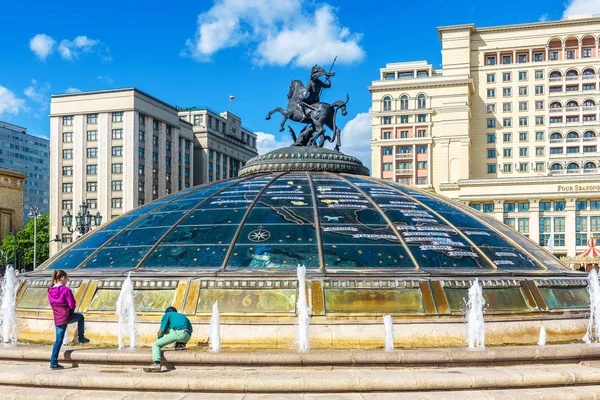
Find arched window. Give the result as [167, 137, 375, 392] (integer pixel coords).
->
[417, 94, 426, 109]
[566, 100, 579, 108]
[550, 132, 563, 140]
[584, 131, 597, 138]
[550, 163, 564, 171]
[550, 71, 562, 79]
[566, 69, 578, 78]
[583, 68, 595, 77]
[583, 99, 596, 107]
[400, 95, 409, 110]
[567, 132, 579, 139]
[550, 102, 562, 110]
[383, 96, 392, 111]
[567, 162, 579, 170]
[584, 162, 597, 170]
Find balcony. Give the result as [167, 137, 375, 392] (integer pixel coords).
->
[395, 169, 414, 175]
[565, 106, 581, 113]
[395, 152, 413, 159]
[549, 108, 563, 113]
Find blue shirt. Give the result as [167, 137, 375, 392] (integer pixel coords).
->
[159, 312, 193, 338]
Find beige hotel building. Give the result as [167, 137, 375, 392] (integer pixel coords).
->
[369, 15, 600, 259]
[50, 88, 257, 255]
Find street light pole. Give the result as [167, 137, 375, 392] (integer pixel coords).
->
[29, 206, 42, 270]
[12, 230, 16, 270]
[63, 202, 102, 240]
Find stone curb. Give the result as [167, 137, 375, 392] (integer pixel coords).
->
[2, 344, 600, 367]
[2, 364, 600, 393]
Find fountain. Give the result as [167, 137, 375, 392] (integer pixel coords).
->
[584, 269, 600, 344]
[0, 266, 18, 344]
[466, 278, 485, 348]
[115, 272, 137, 349]
[383, 315, 394, 351]
[538, 325, 547, 346]
[209, 301, 220, 352]
[297, 264, 310, 352]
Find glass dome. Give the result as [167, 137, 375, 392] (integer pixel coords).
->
[41, 172, 566, 274]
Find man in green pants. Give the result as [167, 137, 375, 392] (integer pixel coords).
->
[143, 307, 193, 373]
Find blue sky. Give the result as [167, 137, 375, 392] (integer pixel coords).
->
[0, 0, 597, 164]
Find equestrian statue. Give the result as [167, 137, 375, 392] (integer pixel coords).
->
[265, 57, 349, 152]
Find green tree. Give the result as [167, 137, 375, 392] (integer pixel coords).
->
[1, 214, 50, 272]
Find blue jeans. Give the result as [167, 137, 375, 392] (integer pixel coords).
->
[50, 313, 85, 367]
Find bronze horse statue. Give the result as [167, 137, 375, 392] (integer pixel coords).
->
[266, 79, 349, 151]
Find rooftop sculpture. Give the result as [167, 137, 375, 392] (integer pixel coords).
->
[266, 58, 349, 151]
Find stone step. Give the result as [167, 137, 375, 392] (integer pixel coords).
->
[3, 344, 600, 369]
[2, 362, 600, 394]
[4, 385, 600, 400]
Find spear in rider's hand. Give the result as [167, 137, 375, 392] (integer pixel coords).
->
[317, 56, 337, 100]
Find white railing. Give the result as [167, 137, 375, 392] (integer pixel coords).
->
[583, 106, 597, 112]
[566, 137, 580, 142]
[583, 75, 596, 80]
[583, 137, 598, 142]
[550, 138, 564, 143]
[395, 153, 413, 158]
[396, 169, 413, 175]
[566, 76, 579, 81]
[549, 77, 563, 82]
[549, 108, 563, 113]
[566, 106, 581, 112]
[584, 168, 599, 174]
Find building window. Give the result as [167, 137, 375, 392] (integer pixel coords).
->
[87, 114, 98, 124]
[184, 140, 190, 150]
[138, 182, 144, 192]
[138, 148, 144, 158]
[535, 116, 544, 126]
[534, 53, 544, 62]
[139, 113, 145, 125]
[487, 164, 496, 173]
[518, 71, 527, 81]
[576, 201, 588, 211]
[503, 87, 512, 97]
[399, 130, 408, 139]
[535, 147, 545, 156]
[382, 116, 392, 125]
[486, 56, 496, 65]
[112, 129, 123, 139]
[417, 129, 426, 137]
[166, 156, 171, 167]
[554, 201, 565, 211]
[86, 182, 97, 192]
[112, 163, 123, 174]
[487, 119, 496, 128]
[535, 162, 545, 171]
[62, 166, 73, 176]
[535, 131, 544, 141]
[62, 132, 73, 142]
[417, 94, 426, 109]
[166, 125, 172, 135]
[487, 134, 496, 143]
[517, 202, 529, 212]
[382, 131, 391, 139]
[519, 117, 528, 126]
[504, 202, 515, 213]
[417, 145, 427, 154]
[382, 96, 392, 111]
[111, 180, 123, 191]
[518, 163, 528, 172]
[519, 132, 528, 142]
[382, 163, 392, 171]
[487, 104, 496, 113]
[504, 218, 515, 229]
[87, 164, 97, 175]
[112, 146, 123, 157]
[550, 51, 559, 60]
[87, 199, 97, 209]
[503, 163, 512, 172]
[153, 119, 159, 130]
[61, 233, 72, 244]
[535, 100, 544, 110]
[416, 177, 427, 184]
[535, 85, 544, 95]
[539, 201, 551, 212]
[503, 72, 511, 82]
[519, 147, 528, 156]
[487, 149, 497, 158]
[503, 118, 512, 127]
[63, 116, 73, 126]
[62, 149, 73, 159]
[87, 147, 98, 158]
[518, 218, 529, 233]
[193, 115, 203, 126]
[519, 102, 528, 111]
[502, 55, 512, 64]
[382, 147, 393, 155]
[112, 112, 123, 122]
[417, 161, 427, 169]
[503, 103, 512, 112]
[554, 217, 565, 232]
[487, 74, 495, 83]
[184, 153, 190, 163]
[483, 203, 495, 213]
[566, 50, 576, 59]
[139, 130, 145, 141]
[518, 87, 528, 96]
[112, 198, 123, 208]
[152, 152, 158, 163]
[87, 130, 98, 141]
[138, 165, 144, 175]
[62, 200, 73, 210]
[166, 141, 171, 151]
[487, 89, 496, 98]
[503, 133, 512, 142]
[577, 216, 588, 232]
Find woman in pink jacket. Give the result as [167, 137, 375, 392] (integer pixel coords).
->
[48, 270, 90, 369]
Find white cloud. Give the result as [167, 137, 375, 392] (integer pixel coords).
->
[65, 87, 82, 93]
[58, 36, 102, 60]
[96, 75, 114, 86]
[183, 0, 364, 67]
[0, 86, 27, 117]
[24, 79, 50, 104]
[539, 13, 549, 22]
[256, 131, 291, 155]
[339, 109, 372, 169]
[29, 34, 56, 60]
[563, 0, 600, 18]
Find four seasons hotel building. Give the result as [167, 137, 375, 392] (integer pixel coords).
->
[369, 16, 600, 258]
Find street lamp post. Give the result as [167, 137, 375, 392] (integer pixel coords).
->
[29, 206, 42, 270]
[62, 202, 102, 239]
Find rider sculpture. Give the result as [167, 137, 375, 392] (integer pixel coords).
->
[266, 59, 349, 152]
